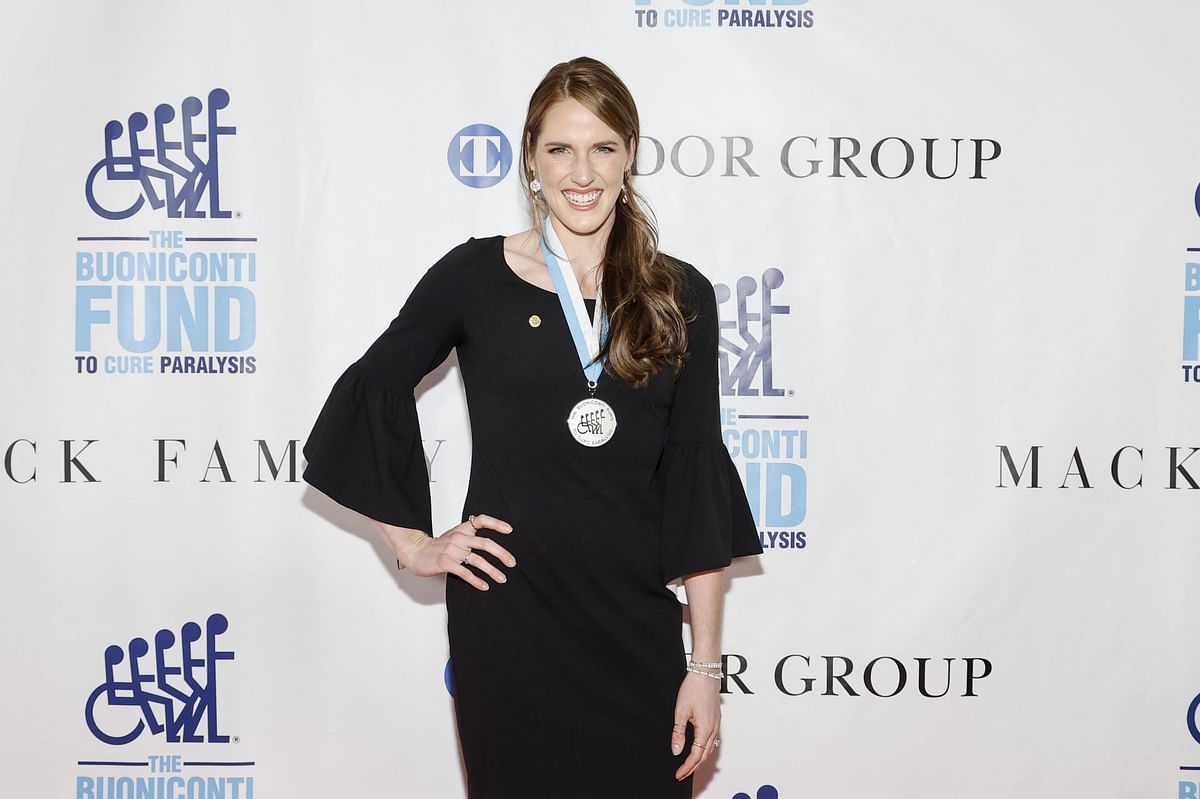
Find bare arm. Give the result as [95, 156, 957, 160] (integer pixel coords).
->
[682, 567, 725, 662]
[671, 567, 726, 781]
[371, 514, 517, 591]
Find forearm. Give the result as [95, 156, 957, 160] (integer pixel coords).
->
[681, 568, 725, 662]
[372, 520, 432, 569]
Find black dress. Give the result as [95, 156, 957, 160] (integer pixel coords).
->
[301, 235, 762, 798]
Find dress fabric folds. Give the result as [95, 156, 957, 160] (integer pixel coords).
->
[302, 363, 434, 534]
[655, 439, 762, 585]
[301, 235, 762, 798]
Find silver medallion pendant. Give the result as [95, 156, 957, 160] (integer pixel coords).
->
[567, 397, 617, 447]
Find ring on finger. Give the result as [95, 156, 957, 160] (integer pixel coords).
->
[461, 551, 472, 566]
[691, 742, 705, 749]
[467, 514, 480, 529]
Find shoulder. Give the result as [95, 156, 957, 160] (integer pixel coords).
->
[416, 235, 502, 292]
[429, 235, 501, 272]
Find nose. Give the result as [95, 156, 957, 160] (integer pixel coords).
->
[570, 154, 595, 186]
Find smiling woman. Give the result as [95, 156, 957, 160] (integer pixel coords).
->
[301, 56, 762, 799]
[530, 100, 628, 230]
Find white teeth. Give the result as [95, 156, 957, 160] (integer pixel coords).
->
[563, 190, 601, 206]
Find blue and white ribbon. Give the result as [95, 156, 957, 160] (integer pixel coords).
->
[539, 215, 610, 386]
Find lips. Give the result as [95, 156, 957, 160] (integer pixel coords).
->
[563, 190, 602, 209]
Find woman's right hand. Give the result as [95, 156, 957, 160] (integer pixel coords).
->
[377, 514, 516, 591]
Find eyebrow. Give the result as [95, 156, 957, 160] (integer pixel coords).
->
[541, 140, 621, 149]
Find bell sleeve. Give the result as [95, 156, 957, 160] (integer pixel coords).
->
[653, 262, 764, 584]
[301, 243, 469, 535]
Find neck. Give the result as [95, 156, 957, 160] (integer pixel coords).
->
[547, 215, 613, 278]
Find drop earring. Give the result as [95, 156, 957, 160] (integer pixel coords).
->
[620, 179, 629, 205]
[530, 174, 542, 193]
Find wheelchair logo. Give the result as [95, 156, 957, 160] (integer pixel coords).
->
[85, 88, 236, 220]
[716, 269, 791, 398]
[84, 613, 234, 745]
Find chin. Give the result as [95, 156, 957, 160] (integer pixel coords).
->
[551, 204, 618, 237]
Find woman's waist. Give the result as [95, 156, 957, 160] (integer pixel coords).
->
[465, 458, 658, 522]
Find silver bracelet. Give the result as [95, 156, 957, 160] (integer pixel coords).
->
[686, 665, 723, 680]
[689, 659, 722, 669]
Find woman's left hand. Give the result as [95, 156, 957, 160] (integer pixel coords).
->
[671, 671, 721, 781]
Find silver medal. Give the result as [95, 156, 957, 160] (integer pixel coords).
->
[567, 396, 617, 447]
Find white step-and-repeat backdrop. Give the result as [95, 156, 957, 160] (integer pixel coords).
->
[3, 1, 1198, 797]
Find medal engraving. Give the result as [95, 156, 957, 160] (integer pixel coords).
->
[567, 398, 617, 447]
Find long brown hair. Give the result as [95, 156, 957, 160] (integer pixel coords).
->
[519, 56, 692, 387]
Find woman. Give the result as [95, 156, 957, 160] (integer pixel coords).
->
[302, 56, 762, 798]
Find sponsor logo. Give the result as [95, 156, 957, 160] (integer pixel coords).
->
[77, 614, 254, 799]
[713, 651, 994, 698]
[0, 436, 445, 485]
[636, 134, 1001, 180]
[717, 271, 789, 399]
[77, 89, 258, 377]
[718, 271, 807, 552]
[634, 0, 815, 30]
[447, 124, 512, 188]
[995, 445, 1200, 489]
[74, 230, 259, 376]
[85, 613, 233, 745]
[85, 89, 235, 221]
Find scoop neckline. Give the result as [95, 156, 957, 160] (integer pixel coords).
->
[489, 234, 598, 302]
